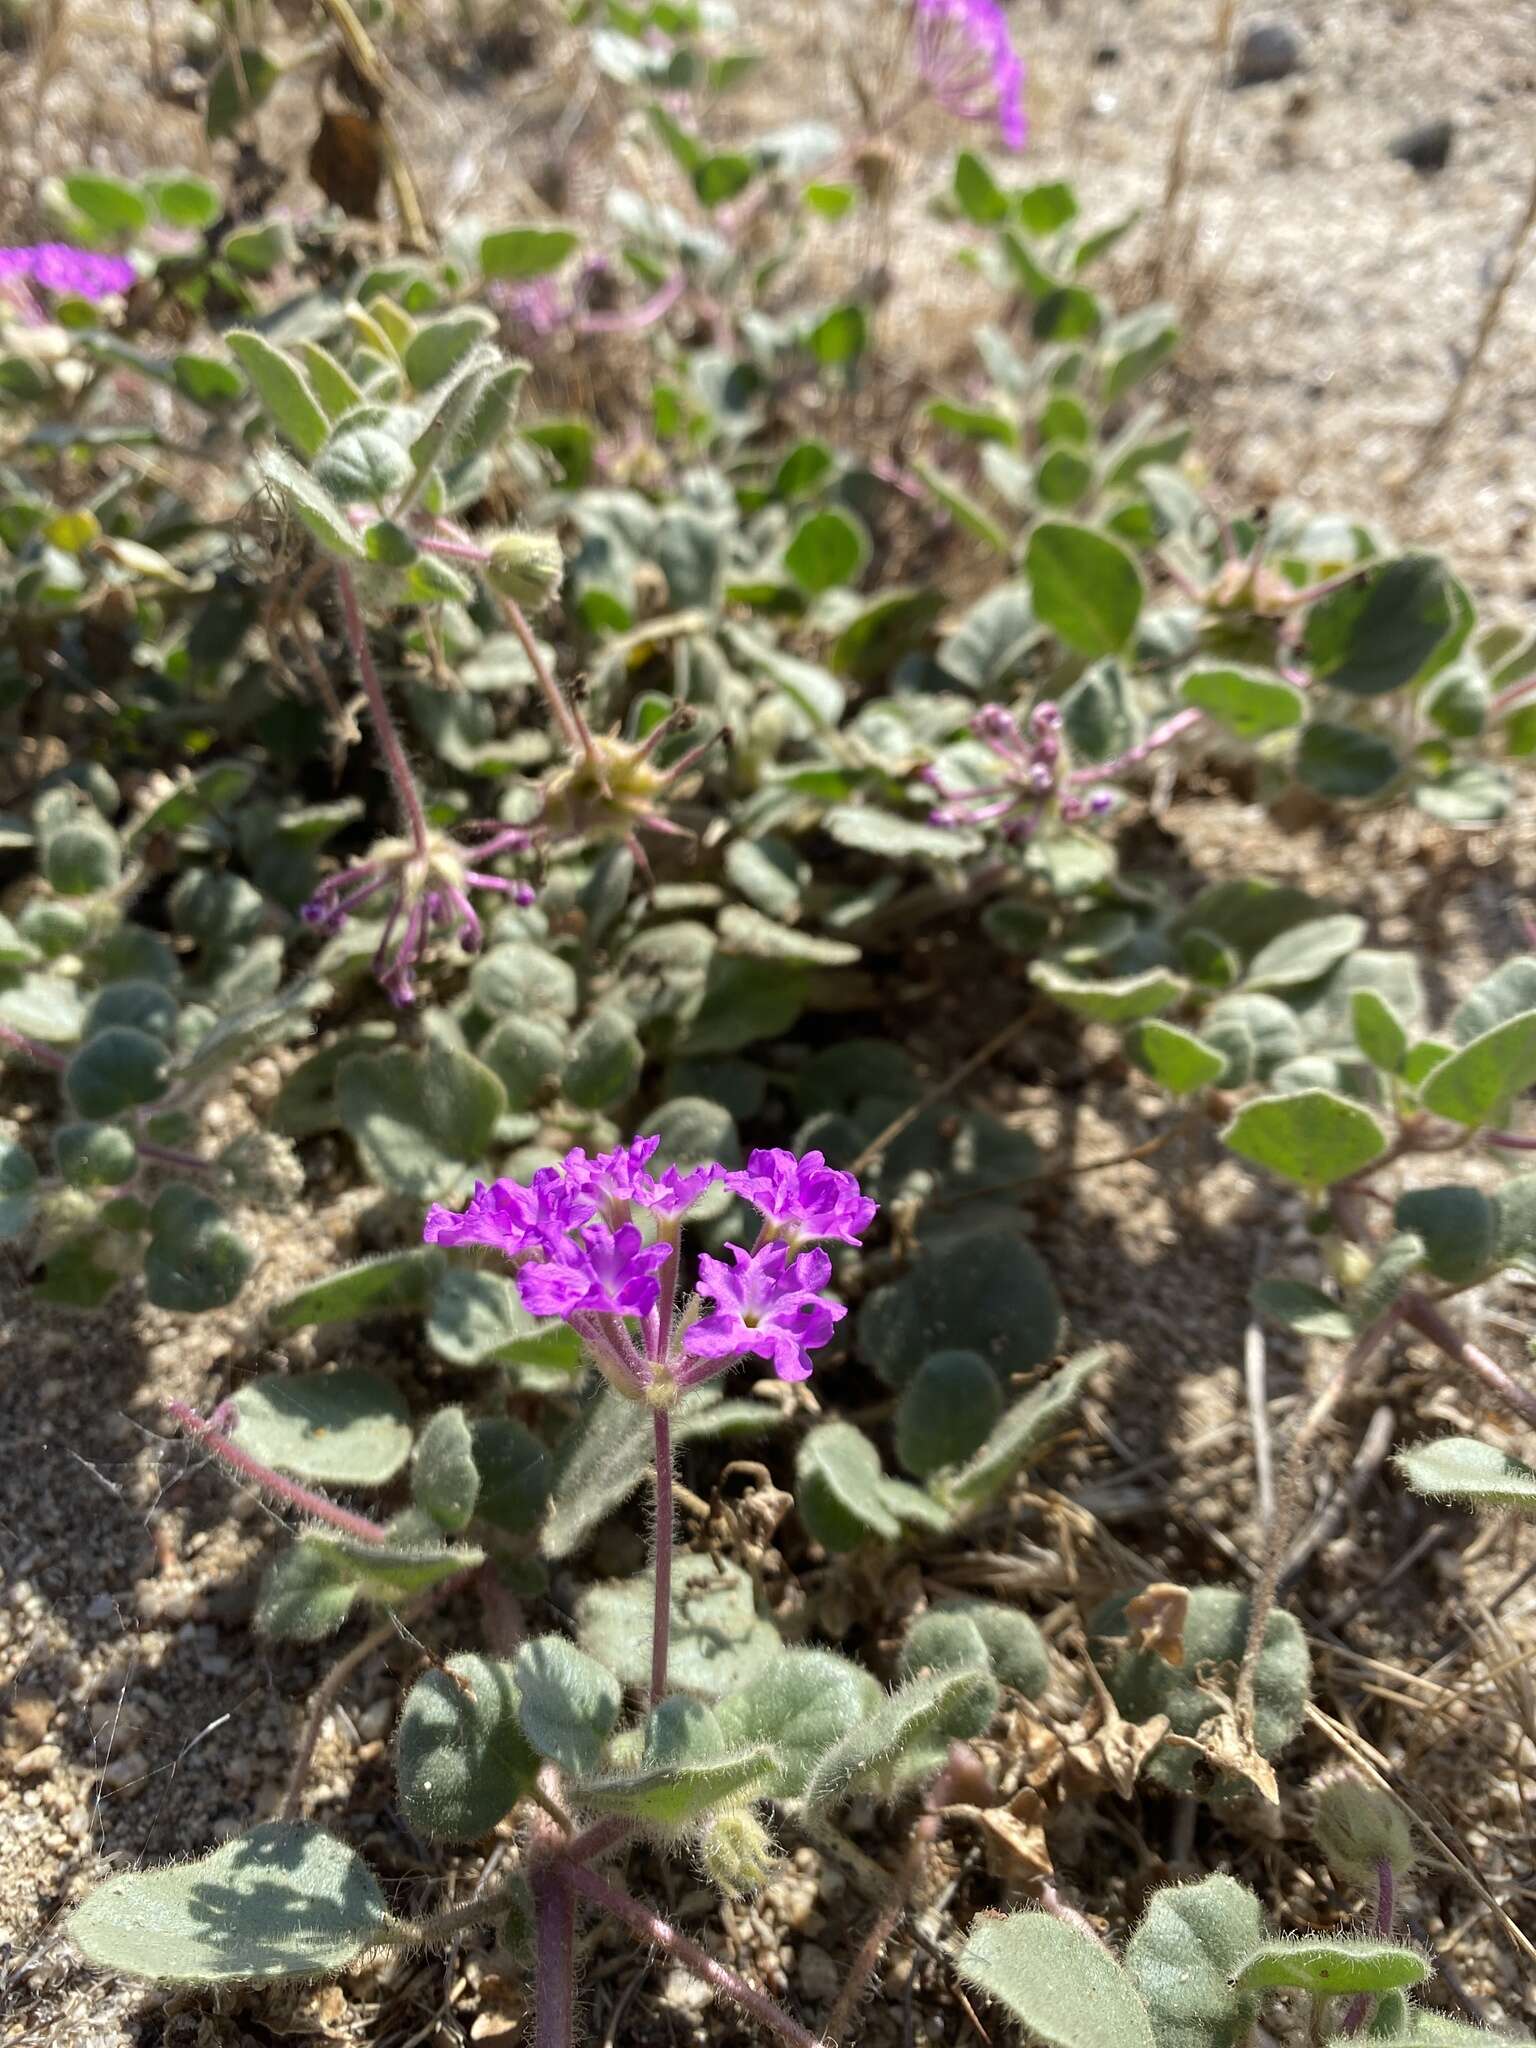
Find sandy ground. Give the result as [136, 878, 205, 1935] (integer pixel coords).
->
[3, 2, 1536, 2044]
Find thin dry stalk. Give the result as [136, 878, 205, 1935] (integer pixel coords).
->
[1148, 0, 1237, 302]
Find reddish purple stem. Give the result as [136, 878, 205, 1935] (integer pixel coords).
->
[0, 1020, 67, 1070]
[1068, 705, 1205, 785]
[1340, 1856, 1397, 2035]
[533, 1868, 575, 2048]
[167, 1400, 391, 1544]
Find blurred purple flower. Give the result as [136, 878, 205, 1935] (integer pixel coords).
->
[913, 0, 1028, 151]
[423, 1168, 594, 1259]
[724, 1147, 877, 1248]
[684, 1242, 846, 1382]
[0, 244, 136, 300]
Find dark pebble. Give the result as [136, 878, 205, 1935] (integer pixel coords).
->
[1390, 118, 1455, 173]
[1230, 19, 1305, 87]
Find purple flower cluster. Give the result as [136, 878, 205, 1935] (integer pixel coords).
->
[0, 244, 136, 301]
[913, 0, 1028, 152]
[925, 701, 1113, 841]
[424, 1137, 877, 1395]
[300, 822, 536, 1007]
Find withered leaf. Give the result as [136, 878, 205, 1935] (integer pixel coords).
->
[308, 108, 383, 220]
[1125, 1581, 1189, 1666]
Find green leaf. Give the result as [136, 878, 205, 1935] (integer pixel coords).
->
[227, 332, 329, 460]
[472, 1419, 551, 1533]
[1394, 1187, 1496, 1286]
[1103, 304, 1179, 400]
[914, 458, 1011, 552]
[65, 1025, 168, 1120]
[1251, 1278, 1353, 1341]
[1420, 1010, 1536, 1128]
[1222, 1089, 1389, 1189]
[949, 1348, 1108, 1510]
[1033, 963, 1186, 1024]
[412, 1407, 479, 1531]
[64, 170, 149, 236]
[1304, 556, 1460, 697]
[563, 1006, 643, 1108]
[716, 905, 860, 967]
[1352, 989, 1409, 1073]
[513, 1636, 622, 1774]
[1026, 521, 1143, 657]
[804, 1666, 1000, 1807]
[1450, 957, 1536, 1043]
[829, 587, 944, 681]
[959, 1912, 1157, 2048]
[577, 1560, 779, 1699]
[145, 1184, 254, 1312]
[1395, 1435, 1536, 1515]
[403, 310, 499, 393]
[232, 1369, 411, 1487]
[268, 1249, 440, 1331]
[1233, 1938, 1429, 1998]
[471, 941, 578, 1019]
[206, 45, 281, 139]
[427, 1267, 580, 1372]
[314, 424, 414, 507]
[1017, 180, 1079, 235]
[896, 1351, 1003, 1478]
[784, 507, 869, 593]
[338, 1041, 505, 1199]
[479, 225, 579, 281]
[1036, 447, 1094, 509]
[57, 1120, 137, 1189]
[258, 448, 367, 560]
[1296, 723, 1402, 801]
[580, 1703, 776, 1827]
[1180, 666, 1305, 741]
[694, 152, 755, 206]
[953, 150, 1008, 224]
[45, 818, 119, 896]
[145, 171, 221, 231]
[67, 1822, 392, 1984]
[1125, 1876, 1264, 2048]
[823, 804, 981, 862]
[255, 1541, 360, 1643]
[1353, 1232, 1426, 1330]
[396, 1653, 538, 1840]
[1128, 1020, 1224, 1096]
[808, 303, 866, 367]
[714, 1650, 882, 1799]
[859, 1230, 1062, 1390]
[902, 1600, 1050, 1699]
[1244, 914, 1366, 993]
[1033, 286, 1101, 341]
[797, 1422, 902, 1550]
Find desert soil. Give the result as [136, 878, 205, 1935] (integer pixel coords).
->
[3, 3, 1536, 2045]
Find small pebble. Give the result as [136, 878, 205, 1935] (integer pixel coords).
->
[1230, 18, 1304, 86]
[14, 1743, 61, 1778]
[1390, 118, 1454, 174]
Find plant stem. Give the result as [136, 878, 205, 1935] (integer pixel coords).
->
[0, 1020, 67, 1070]
[1483, 1128, 1536, 1152]
[563, 1864, 821, 2048]
[1340, 1856, 1397, 2036]
[135, 1139, 212, 1172]
[533, 1868, 576, 2048]
[651, 1405, 674, 1706]
[825, 1813, 937, 2044]
[335, 567, 431, 858]
[166, 1400, 391, 1544]
[499, 589, 600, 769]
[1398, 1293, 1536, 1430]
[1233, 1309, 1399, 1743]
[1068, 704, 1204, 786]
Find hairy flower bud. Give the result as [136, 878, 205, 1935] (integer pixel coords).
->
[698, 1806, 776, 1900]
[1312, 1770, 1417, 1885]
[486, 530, 564, 610]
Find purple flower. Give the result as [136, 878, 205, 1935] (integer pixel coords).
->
[0, 244, 136, 300]
[684, 1242, 846, 1383]
[562, 1136, 662, 1207]
[517, 1220, 670, 1320]
[724, 1148, 877, 1248]
[639, 1162, 722, 1217]
[913, 0, 1028, 151]
[423, 1170, 594, 1258]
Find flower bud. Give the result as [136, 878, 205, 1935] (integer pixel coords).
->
[1313, 1770, 1417, 1885]
[698, 1806, 776, 1900]
[486, 530, 564, 610]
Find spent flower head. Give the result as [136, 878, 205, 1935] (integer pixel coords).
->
[925, 701, 1113, 840]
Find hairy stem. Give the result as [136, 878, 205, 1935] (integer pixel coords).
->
[499, 588, 599, 768]
[533, 1867, 576, 2048]
[335, 566, 431, 858]
[166, 1400, 390, 1544]
[1340, 1856, 1397, 2036]
[1233, 1309, 1399, 1742]
[0, 1020, 68, 1070]
[564, 1864, 821, 2048]
[1067, 704, 1204, 786]
[651, 1405, 674, 1706]
[1398, 1293, 1536, 1431]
